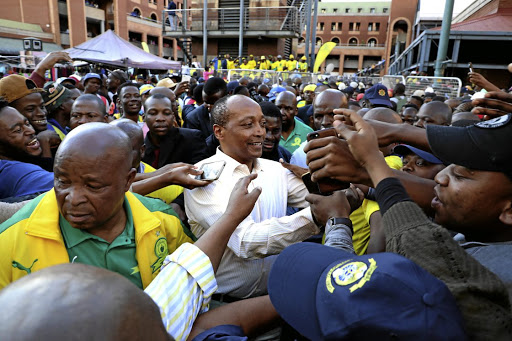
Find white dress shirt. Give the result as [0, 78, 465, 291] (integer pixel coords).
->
[184, 149, 319, 298]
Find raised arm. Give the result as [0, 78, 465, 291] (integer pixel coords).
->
[335, 109, 512, 340]
[31, 52, 72, 87]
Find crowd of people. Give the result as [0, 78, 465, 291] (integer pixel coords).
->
[193, 53, 309, 73]
[1, 50, 512, 340]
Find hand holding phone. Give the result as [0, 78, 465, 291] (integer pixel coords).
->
[307, 127, 338, 142]
[302, 172, 349, 195]
[195, 161, 226, 181]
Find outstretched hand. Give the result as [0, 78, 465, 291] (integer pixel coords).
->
[468, 72, 501, 92]
[334, 110, 382, 167]
[472, 91, 512, 120]
[225, 174, 262, 223]
[306, 190, 351, 227]
[335, 110, 394, 186]
[162, 163, 211, 189]
[279, 158, 308, 178]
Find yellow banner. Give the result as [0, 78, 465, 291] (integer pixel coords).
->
[141, 42, 150, 53]
[313, 42, 336, 73]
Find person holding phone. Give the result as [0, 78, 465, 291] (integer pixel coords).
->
[185, 95, 322, 303]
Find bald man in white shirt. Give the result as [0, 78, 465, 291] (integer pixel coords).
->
[185, 95, 320, 299]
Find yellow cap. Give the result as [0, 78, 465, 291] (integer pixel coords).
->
[304, 84, 317, 92]
[139, 84, 154, 95]
[301, 56, 306, 60]
[289, 54, 294, 59]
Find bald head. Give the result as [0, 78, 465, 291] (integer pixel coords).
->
[312, 90, 347, 130]
[315, 84, 330, 94]
[364, 107, 402, 124]
[314, 89, 346, 108]
[414, 101, 452, 128]
[0, 264, 171, 341]
[445, 98, 461, 111]
[110, 119, 144, 168]
[451, 112, 481, 127]
[276, 91, 297, 105]
[56, 122, 133, 171]
[285, 86, 297, 96]
[149, 86, 175, 100]
[73, 94, 106, 116]
[364, 108, 402, 156]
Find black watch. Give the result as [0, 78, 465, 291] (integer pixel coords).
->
[328, 217, 347, 226]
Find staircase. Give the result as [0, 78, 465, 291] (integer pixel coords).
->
[218, 0, 249, 30]
[177, 37, 193, 63]
[282, 0, 308, 58]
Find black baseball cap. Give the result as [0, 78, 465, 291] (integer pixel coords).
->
[427, 114, 512, 175]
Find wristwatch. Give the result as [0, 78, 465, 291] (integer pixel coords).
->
[328, 217, 347, 226]
[327, 217, 353, 233]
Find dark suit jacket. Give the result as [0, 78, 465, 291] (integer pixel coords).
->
[143, 127, 209, 168]
[183, 105, 212, 139]
[297, 104, 312, 124]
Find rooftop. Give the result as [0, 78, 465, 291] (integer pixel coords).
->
[431, 9, 512, 32]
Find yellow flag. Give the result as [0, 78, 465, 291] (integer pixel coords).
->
[313, 42, 336, 73]
[141, 42, 150, 53]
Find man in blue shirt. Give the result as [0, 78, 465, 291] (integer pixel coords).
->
[168, 0, 178, 30]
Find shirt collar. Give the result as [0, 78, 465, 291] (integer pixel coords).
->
[214, 147, 264, 177]
[59, 198, 135, 248]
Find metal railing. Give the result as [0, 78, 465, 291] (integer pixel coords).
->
[405, 76, 462, 98]
[278, 71, 319, 84]
[381, 75, 406, 90]
[162, 7, 301, 34]
[227, 69, 279, 83]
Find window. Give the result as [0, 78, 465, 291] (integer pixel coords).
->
[338, 22, 342, 31]
[130, 8, 141, 18]
[318, 22, 325, 31]
[349, 22, 354, 31]
[321, 8, 326, 14]
[368, 23, 373, 31]
[150, 13, 157, 21]
[375, 23, 380, 31]
[358, 8, 363, 13]
[370, 8, 376, 13]
[331, 37, 340, 45]
[331, 23, 337, 31]
[354, 22, 360, 31]
[349, 38, 358, 45]
[333, 8, 338, 13]
[316, 37, 322, 46]
[368, 38, 377, 47]
[345, 8, 351, 13]
[383, 8, 388, 13]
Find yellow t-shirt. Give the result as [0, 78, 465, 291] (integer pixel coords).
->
[329, 155, 402, 255]
[259, 60, 271, 70]
[141, 162, 184, 204]
[113, 113, 144, 122]
[247, 60, 257, 69]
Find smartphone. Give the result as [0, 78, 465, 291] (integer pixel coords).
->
[302, 172, 350, 195]
[469, 62, 473, 73]
[307, 127, 337, 142]
[195, 161, 226, 181]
